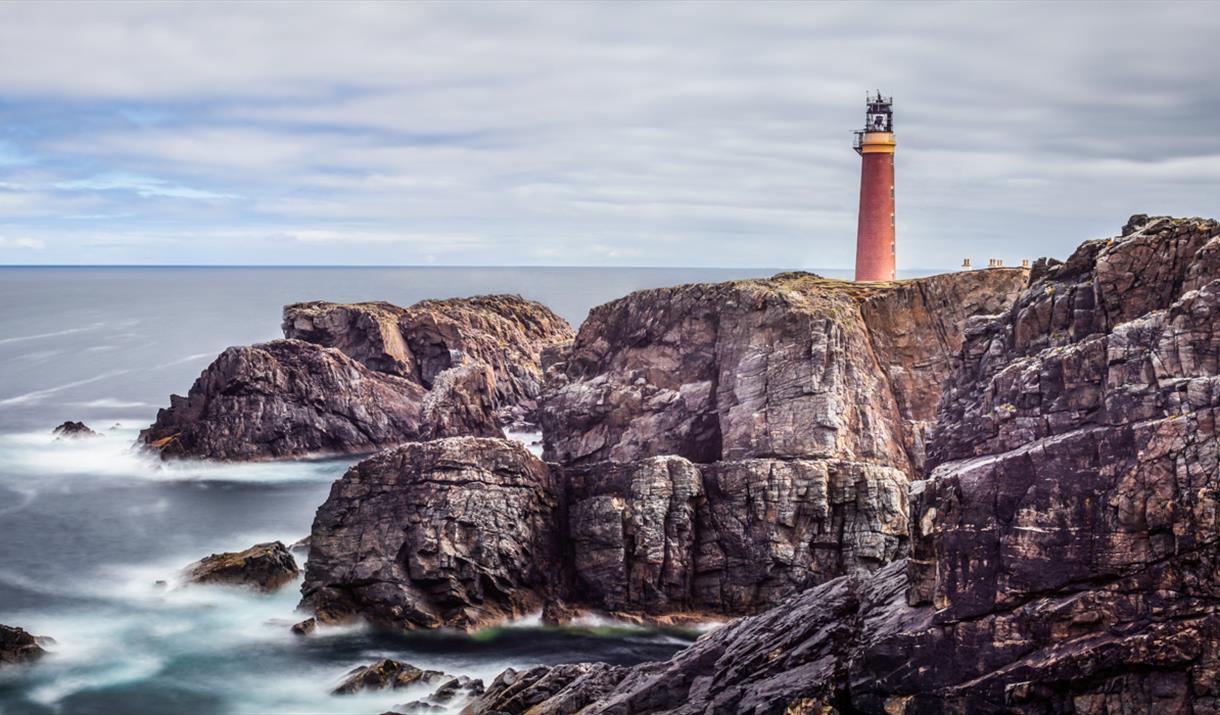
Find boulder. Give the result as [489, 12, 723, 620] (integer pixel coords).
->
[283, 295, 573, 426]
[300, 438, 564, 631]
[183, 541, 299, 592]
[331, 658, 445, 695]
[0, 624, 49, 667]
[52, 420, 98, 439]
[139, 339, 500, 460]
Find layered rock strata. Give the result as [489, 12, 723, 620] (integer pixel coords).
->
[142, 294, 567, 460]
[301, 438, 564, 630]
[283, 295, 573, 425]
[464, 216, 1220, 714]
[300, 269, 1030, 630]
[139, 339, 500, 460]
[541, 269, 1027, 470]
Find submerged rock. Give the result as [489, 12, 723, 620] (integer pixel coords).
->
[0, 624, 49, 667]
[52, 420, 98, 439]
[464, 216, 1220, 714]
[300, 438, 564, 631]
[283, 294, 574, 426]
[331, 658, 446, 695]
[183, 541, 299, 592]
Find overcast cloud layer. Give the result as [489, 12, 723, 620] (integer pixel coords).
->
[0, 1, 1217, 268]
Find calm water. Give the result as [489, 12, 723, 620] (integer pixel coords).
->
[0, 266, 835, 715]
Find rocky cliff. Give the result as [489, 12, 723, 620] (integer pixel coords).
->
[464, 215, 1220, 714]
[141, 294, 564, 460]
[300, 268, 1028, 629]
[283, 294, 573, 426]
[138, 339, 500, 460]
[541, 269, 1026, 472]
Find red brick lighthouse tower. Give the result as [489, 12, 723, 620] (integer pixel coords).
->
[853, 92, 896, 281]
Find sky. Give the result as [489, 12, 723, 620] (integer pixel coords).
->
[0, 1, 1217, 269]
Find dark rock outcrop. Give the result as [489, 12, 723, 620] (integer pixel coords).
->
[182, 541, 299, 592]
[566, 455, 907, 616]
[0, 624, 49, 667]
[464, 216, 1220, 714]
[139, 339, 500, 460]
[299, 269, 1029, 630]
[541, 270, 1027, 471]
[300, 438, 564, 631]
[283, 295, 574, 425]
[52, 420, 97, 439]
[332, 658, 446, 695]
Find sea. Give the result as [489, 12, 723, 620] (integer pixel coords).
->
[0, 265, 891, 714]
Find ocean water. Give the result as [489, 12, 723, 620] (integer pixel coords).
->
[0, 265, 830, 715]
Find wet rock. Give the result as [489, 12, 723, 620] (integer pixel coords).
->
[300, 438, 564, 631]
[0, 624, 49, 667]
[288, 535, 311, 560]
[139, 339, 500, 460]
[290, 618, 316, 636]
[52, 420, 98, 439]
[331, 658, 445, 695]
[283, 295, 573, 426]
[183, 541, 299, 592]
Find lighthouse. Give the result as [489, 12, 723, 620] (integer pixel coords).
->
[853, 92, 896, 282]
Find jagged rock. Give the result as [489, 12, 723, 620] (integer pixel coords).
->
[300, 438, 564, 631]
[290, 617, 316, 636]
[52, 420, 98, 439]
[139, 339, 500, 460]
[567, 455, 907, 616]
[283, 295, 573, 425]
[468, 216, 1220, 714]
[541, 269, 1027, 472]
[331, 658, 446, 695]
[0, 624, 49, 667]
[182, 541, 299, 592]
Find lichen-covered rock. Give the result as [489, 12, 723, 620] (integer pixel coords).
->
[331, 658, 446, 695]
[300, 438, 564, 631]
[283, 295, 573, 425]
[182, 541, 299, 592]
[541, 270, 1027, 472]
[0, 624, 49, 667]
[138, 339, 500, 460]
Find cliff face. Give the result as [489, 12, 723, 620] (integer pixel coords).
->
[465, 215, 1220, 714]
[541, 269, 1027, 472]
[300, 269, 1029, 630]
[283, 294, 574, 426]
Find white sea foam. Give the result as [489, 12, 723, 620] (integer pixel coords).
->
[0, 322, 106, 346]
[0, 424, 351, 485]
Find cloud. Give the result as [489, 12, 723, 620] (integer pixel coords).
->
[0, 1, 1216, 268]
[0, 236, 45, 250]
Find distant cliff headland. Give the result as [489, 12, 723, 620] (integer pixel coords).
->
[8, 214, 1219, 714]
